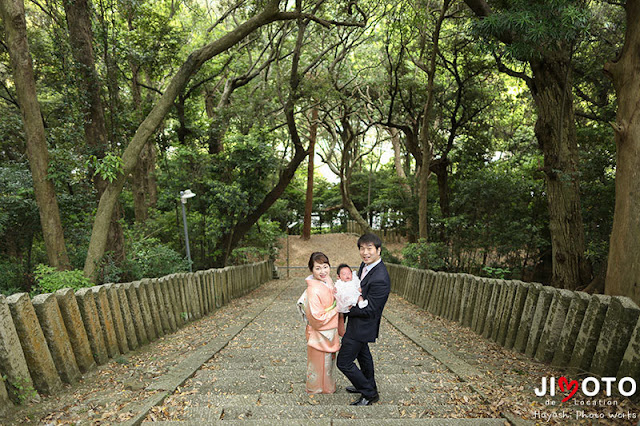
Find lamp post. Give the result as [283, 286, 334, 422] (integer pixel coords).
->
[180, 189, 196, 272]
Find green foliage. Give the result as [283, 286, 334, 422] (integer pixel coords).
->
[3, 374, 37, 404]
[228, 218, 283, 265]
[33, 264, 91, 293]
[473, 0, 591, 60]
[401, 240, 448, 271]
[100, 233, 191, 283]
[87, 152, 124, 183]
[481, 266, 512, 279]
[0, 259, 26, 296]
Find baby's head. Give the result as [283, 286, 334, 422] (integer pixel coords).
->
[337, 264, 353, 282]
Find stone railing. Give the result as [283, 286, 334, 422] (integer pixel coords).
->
[387, 264, 640, 384]
[0, 260, 273, 409]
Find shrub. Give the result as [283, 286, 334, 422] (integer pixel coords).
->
[127, 237, 191, 280]
[0, 258, 26, 296]
[33, 264, 91, 293]
[401, 239, 448, 270]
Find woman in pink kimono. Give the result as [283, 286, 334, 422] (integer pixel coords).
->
[305, 252, 340, 394]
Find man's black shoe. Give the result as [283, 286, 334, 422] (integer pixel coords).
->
[345, 386, 359, 393]
[350, 394, 379, 406]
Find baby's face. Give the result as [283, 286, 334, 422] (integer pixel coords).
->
[339, 268, 353, 281]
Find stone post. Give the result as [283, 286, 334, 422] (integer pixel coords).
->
[115, 284, 139, 350]
[0, 294, 33, 402]
[482, 279, 502, 339]
[158, 278, 177, 332]
[535, 289, 575, 363]
[525, 286, 555, 358]
[504, 282, 531, 350]
[92, 286, 119, 358]
[213, 270, 222, 308]
[75, 288, 109, 365]
[460, 275, 478, 328]
[590, 296, 640, 377]
[513, 283, 542, 353]
[450, 274, 464, 322]
[122, 282, 149, 346]
[151, 279, 171, 334]
[568, 294, 611, 374]
[142, 279, 164, 338]
[471, 278, 489, 333]
[168, 275, 184, 327]
[551, 291, 590, 368]
[31, 293, 81, 383]
[491, 280, 509, 342]
[6, 293, 62, 394]
[496, 281, 517, 346]
[103, 284, 129, 355]
[134, 281, 156, 341]
[178, 274, 190, 322]
[55, 289, 95, 373]
[0, 375, 11, 411]
[618, 317, 640, 380]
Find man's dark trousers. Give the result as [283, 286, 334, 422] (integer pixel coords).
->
[337, 337, 377, 398]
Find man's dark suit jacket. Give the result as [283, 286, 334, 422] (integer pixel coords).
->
[344, 260, 391, 342]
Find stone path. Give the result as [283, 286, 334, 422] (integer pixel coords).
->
[140, 278, 510, 425]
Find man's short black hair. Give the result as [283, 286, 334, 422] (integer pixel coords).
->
[336, 263, 351, 276]
[357, 233, 382, 249]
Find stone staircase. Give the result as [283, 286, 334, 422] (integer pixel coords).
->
[142, 279, 506, 424]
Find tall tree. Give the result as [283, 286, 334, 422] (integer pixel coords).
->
[463, 0, 592, 290]
[0, 0, 71, 270]
[82, 0, 363, 279]
[603, 0, 640, 305]
[302, 107, 318, 240]
[414, 0, 451, 240]
[63, 0, 126, 263]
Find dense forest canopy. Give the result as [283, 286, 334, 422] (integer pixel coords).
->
[0, 0, 638, 305]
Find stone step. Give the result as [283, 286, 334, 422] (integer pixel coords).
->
[184, 403, 476, 421]
[206, 364, 440, 376]
[191, 380, 474, 397]
[143, 418, 506, 425]
[186, 390, 479, 407]
[189, 373, 464, 396]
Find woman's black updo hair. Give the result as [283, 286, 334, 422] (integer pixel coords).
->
[308, 252, 330, 271]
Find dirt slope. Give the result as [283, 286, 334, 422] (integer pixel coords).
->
[275, 233, 363, 269]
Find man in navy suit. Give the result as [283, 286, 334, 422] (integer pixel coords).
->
[337, 233, 391, 405]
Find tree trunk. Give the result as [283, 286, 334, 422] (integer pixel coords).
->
[603, 0, 640, 305]
[64, 0, 127, 266]
[530, 55, 590, 290]
[432, 159, 450, 218]
[389, 127, 412, 196]
[132, 141, 157, 222]
[130, 64, 158, 223]
[63, 0, 109, 160]
[416, 0, 449, 240]
[302, 108, 318, 240]
[339, 112, 373, 236]
[462, 0, 590, 290]
[1, 0, 71, 270]
[83, 0, 291, 280]
[340, 173, 374, 235]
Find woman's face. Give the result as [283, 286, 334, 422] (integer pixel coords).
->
[311, 261, 330, 281]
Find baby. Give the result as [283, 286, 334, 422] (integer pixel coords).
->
[334, 264, 362, 313]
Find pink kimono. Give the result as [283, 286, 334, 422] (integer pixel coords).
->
[305, 277, 340, 394]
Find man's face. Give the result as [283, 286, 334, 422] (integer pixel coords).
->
[359, 242, 381, 265]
